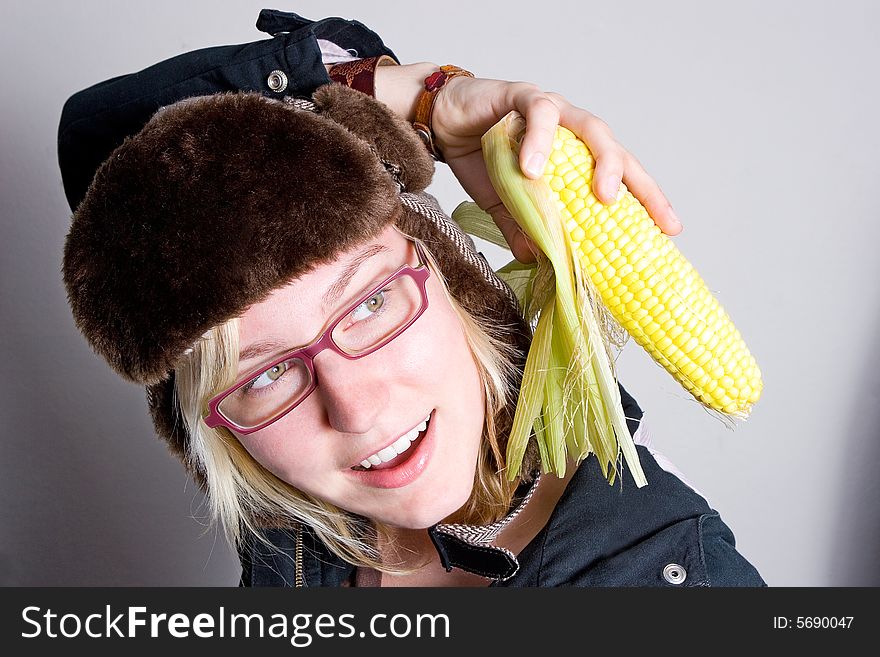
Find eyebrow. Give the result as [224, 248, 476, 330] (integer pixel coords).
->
[237, 243, 390, 366]
[321, 243, 389, 311]
[238, 339, 289, 366]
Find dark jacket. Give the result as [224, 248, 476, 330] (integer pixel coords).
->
[240, 386, 767, 587]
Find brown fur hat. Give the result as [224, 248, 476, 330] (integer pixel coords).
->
[63, 85, 532, 485]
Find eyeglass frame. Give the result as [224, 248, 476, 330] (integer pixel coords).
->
[202, 240, 431, 435]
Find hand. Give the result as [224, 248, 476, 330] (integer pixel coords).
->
[431, 77, 683, 263]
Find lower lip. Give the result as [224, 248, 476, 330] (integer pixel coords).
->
[348, 413, 436, 489]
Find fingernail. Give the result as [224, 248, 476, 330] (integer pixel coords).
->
[668, 206, 682, 226]
[604, 177, 622, 203]
[525, 152, 545, 177]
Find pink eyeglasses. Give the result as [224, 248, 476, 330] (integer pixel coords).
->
[203, 241, 431, 434]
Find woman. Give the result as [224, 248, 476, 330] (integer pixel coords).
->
[60, 11, 763, 586]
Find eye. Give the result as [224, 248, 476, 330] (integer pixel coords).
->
[350, 290, 386, 321]
[250, 361, 289, 390]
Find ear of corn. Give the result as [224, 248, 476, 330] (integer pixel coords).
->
[478, 111, 762, 483]
[478, 113, 645, 485]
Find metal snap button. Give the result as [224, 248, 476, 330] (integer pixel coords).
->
[662, 563, 687, 584]
[267, 70, 288, 93]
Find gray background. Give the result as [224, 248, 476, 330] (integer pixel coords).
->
[2, 0, 877, 586]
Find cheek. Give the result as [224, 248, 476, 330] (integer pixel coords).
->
[395, 286, 480, 389]
[233, 426, 323, 487]
[414, 288, 487, 429]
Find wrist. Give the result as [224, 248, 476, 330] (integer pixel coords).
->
[374, 62, 438, 122]
[412, 65, 475, 162]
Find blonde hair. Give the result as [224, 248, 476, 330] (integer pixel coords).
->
[174, 234, 524, 572]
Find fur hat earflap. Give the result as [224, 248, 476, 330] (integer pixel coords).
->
[311, 83, 435, 194]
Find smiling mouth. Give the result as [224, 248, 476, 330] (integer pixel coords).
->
[351, 412, 433, 471]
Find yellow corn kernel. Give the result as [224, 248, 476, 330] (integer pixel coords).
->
[543, 126, 762, 417]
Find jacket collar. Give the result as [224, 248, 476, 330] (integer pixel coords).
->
[428, 473, 540, 581]
[289, 474, 541, 586]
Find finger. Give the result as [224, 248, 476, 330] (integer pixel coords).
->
[445, 150, 540, 263]
[556, 108, 625, 205]
[592, 147, 626, 206]
[511, 87, 561, 179]
[556, 103, 683, 235]
[620, 155, 683, 235]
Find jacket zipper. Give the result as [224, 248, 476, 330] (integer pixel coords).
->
[295, 522, 304, 587]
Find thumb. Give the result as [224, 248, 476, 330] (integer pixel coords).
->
[484, 202, 539, 264]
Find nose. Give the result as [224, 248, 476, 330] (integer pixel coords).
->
[311, 349, 389, 435]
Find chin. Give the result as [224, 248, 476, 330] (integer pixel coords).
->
[384, 480, 475, 530]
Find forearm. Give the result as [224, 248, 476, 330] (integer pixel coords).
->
[326, 61, 438, 122]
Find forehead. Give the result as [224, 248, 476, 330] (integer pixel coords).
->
[237, 225, 408, 343]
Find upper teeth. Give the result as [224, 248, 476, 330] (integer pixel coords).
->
[359, 413, 431, 469]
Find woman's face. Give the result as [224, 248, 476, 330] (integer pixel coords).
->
[230, 226, 486, 529]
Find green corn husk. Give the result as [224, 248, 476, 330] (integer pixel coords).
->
[476, 111, 646, 486]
